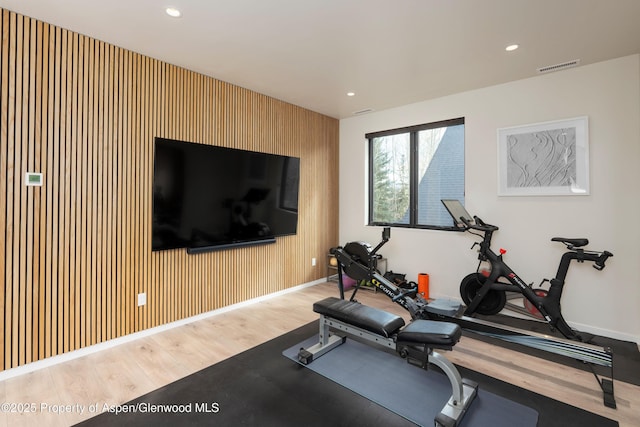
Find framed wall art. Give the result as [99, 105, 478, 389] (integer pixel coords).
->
[497, 116, 589, 196]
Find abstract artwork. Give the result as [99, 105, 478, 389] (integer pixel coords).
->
[498, 117, 589, 196]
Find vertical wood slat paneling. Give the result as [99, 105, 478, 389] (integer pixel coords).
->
[43, 21, 53, 361]
[78, 31, 87, 351]
[7, 10, 18, 367]
[0, 7, 339, 371]
[16, 11, 26, 367]
[1, 10, 8, 369]
[33, 20, 44, 364]
[25, 15, 37, 366]
[0, 8, 6, 371]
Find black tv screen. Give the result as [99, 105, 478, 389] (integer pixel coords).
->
[152, 137, 300, 252]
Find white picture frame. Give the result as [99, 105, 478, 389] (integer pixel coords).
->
[497, 116, 589, 196]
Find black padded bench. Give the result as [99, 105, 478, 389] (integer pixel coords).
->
[313, 297, 461, 349]
[298, 297, 477, 427]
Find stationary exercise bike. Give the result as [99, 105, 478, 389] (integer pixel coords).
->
[441, 199, 613, 343]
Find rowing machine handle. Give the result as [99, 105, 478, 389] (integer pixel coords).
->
[391, 285, 418, 302]
[370, 227, 391, 255]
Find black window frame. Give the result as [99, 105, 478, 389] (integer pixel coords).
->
[367, 117, 465, 231]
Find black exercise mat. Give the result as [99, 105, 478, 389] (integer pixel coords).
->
[75, 321, 618, 427]
[471, 313, 640, 385]
[283, 335, 537, 427]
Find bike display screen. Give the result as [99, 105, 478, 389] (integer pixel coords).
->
[441, 199, 473, 228]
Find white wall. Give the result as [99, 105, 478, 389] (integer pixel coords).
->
[339, 54, 640, 343]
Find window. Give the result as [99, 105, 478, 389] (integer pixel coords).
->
[367, 117, 464, 229]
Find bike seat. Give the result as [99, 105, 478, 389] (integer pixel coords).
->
[551, 237, 589, 248]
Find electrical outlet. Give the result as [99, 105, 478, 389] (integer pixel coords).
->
[312, 257, 317, 266]
[137, 292, 147, 307]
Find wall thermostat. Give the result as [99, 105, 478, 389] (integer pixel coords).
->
[25, 172, 43, 186]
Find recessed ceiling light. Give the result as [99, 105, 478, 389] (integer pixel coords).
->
[166, 7, 182, 18]
[505, 44, 519, 52]
[347, 92, 355, 97]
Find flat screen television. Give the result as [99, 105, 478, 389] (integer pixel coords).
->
[152, 137, 300, 253]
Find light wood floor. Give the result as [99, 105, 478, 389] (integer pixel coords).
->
[1, 282, 638, 427]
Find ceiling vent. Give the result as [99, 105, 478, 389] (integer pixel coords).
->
[537, 59, 581, 74]
[352, 108, 374, 115]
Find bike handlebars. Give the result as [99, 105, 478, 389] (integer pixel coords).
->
[593, 251, 614, 270]
[459, 215, 499, 232]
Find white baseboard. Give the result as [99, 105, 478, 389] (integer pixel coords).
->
[0, 279, 326, 382]
[568, 321, 639, 345]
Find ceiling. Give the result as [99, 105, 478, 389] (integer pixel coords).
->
[1, 0, 640, 119]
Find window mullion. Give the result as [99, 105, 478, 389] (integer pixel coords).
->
[410, 132, 418, 226]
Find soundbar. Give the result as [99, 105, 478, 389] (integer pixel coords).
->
[186, 238, 276, 254]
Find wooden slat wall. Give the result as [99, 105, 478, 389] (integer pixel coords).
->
[0, 8, 339, 371]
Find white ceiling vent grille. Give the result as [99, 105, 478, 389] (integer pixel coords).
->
[537, 59, 581, 74]
[352, 108, 374, 115]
